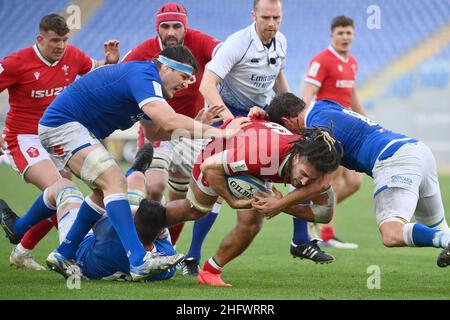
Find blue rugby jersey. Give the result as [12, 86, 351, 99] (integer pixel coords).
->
[40, 61, 165, 139]
[306, 100, 416, 176]
[76, 217, 176, 281]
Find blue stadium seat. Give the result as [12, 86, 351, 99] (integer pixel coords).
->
[0, 0, 449, 94]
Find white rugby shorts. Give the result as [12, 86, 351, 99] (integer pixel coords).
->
[38, 122, 100, 171]
[372, 141, 444, 226]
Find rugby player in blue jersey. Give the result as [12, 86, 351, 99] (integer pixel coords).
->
[55, 170, 178, 281]
[250, 93, 450, 267]
[0, 45, 248, 282]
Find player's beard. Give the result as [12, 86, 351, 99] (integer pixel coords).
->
[162, 35, 184, 48]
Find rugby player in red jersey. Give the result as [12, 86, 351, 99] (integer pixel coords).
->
[0, 13, 119, 269]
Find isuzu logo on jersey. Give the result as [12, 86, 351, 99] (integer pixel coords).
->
[31, 86, 67, 98]
[336, 80, 355, 88]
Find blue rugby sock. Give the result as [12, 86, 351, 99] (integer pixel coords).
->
[125, 168, 135, 177]
[403, 223, 439, 247]
[292, 218, 310, 245]
[57, 199, 103, 259]
[104, 194, 146, 267]
[186, 209, 220, 261]
[292, 201, 312, 245]
[13, 190, 56, 236]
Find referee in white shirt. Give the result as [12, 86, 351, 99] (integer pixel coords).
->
[181, 0, 334, 285]
[200, 0, 288, 119]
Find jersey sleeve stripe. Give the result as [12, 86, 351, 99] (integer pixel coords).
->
[138, 97, 166, 108]
[211, 43, 223, 57]
[304, 78, 322, 88]
[121, 50, 133, 62]
[90, 58, 96, 71]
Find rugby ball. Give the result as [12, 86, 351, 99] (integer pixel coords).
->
[226, 174, 268, 199]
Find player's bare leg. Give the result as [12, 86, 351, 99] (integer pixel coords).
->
[46, 144, 147, 280]
[160, 180, 217, 228]
[145, 169, 168, 202]
[184, 197, 223, 276]
[379, 220, 407, 247]
[167, 170, 191, 245]
[198, 209, 263, 287]
[7, 159, 63, 270]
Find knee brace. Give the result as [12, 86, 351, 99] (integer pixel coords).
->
[148, 156, 170, 173]
[186, 188, 214, 214]
[128, 189, 146, 211]
[80, 146, 117, 188]
[56, 186, 84, 211]
[379, 217, 407, 227]
[168, 176, 190, 197]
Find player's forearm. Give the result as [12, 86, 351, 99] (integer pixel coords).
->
[277, 182, 328, 212]
[203, 165, 234, 203]
[146, 127, 172, 141]
[200, 158, 234, 202]
[282, 205, 315, 222]
[350, 89, 366, 116]
[160, 113, 223, 139]
[200, 71, 234, 120]
[282, 187, 334, 223]
[95, 59, 118, 68]
[140, 120, 171, 141]
[274, 71, 289, 93]
[302, 82, 319, 106]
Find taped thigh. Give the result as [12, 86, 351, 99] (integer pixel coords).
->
[186, 187, 214, 214]
[168, 176, 190, 196]
[149, 157, 170, 173]
[80, 146, 117, 188]
[149, 142, 173, 173]
[56, 186, 84, 211]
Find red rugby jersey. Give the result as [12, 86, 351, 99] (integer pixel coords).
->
[0, 44, 94, 134]
[122, 28, 221, 118]
[304, 45, 358, 108]
[200, 119, 299, 183]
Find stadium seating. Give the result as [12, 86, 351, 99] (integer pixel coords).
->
[0, 0, 71, 57]
[0, 0, 449, 98]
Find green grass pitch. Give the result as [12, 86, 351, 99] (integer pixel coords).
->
[0, 164, 449, 300]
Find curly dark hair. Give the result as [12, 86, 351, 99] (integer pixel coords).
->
[283, 127, 342, 179]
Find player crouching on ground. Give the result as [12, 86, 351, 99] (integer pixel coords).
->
[52, 170, 182, 282]
[137, 118, 342, 286]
